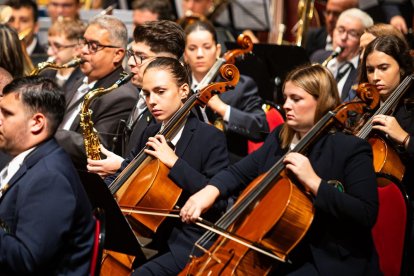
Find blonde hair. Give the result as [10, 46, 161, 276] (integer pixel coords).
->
[48, 18, 86, 41]
[280, 64, 341, 149]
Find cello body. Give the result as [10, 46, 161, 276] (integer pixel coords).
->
[179, 83, 381, 275]
[184, 173, 313, 275]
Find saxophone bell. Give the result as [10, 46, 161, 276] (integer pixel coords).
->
[321, 46, 344, 67]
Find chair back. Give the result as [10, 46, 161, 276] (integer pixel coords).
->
[372, 182, 411, 276]
[247, 102, 284, 153]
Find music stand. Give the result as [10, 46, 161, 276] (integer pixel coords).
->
[79, 171, 146, 259]
[225, 42, 310, 104]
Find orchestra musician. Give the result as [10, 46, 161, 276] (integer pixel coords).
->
[181, 64, 381, 275]
[41, 18, 85, 90]
[359, 23, 406, 59]
[184, 19, 268, 163]
[358, 35, 414, 190]
[305, 0, 358, 56]
[311, 8, 373, 102]
[5, 0, 47, 64]
[0, 24, 25, 77]
[54, 15, 138, 169]
[87, 20, 185, 178]
[0, 76, 94, 274]
[106, 57, 229, 275]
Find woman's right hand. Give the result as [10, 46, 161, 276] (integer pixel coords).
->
[180, 185, 220, 223]
[87, 145, 124, 179]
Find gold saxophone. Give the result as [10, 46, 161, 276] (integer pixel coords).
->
[30, 57, 85, 76]
[80, 72, 133, 160]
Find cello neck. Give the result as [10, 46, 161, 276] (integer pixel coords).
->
[357, 74, 414, 139]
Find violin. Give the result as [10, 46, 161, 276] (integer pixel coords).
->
[353, 74, 414, 186]
[99, 64, 240, 275]
[178, 83, 380, 275]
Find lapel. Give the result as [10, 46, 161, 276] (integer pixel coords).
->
[63, 67, 84, 101]
[174, 115, 197, 157]
[69, 66, 125, 131]
[0, 139, 58, 199]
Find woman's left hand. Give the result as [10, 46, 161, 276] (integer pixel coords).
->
[372, 115, 408, 145]
[144, 134, 178, 168]
[283, 152, 321, 196]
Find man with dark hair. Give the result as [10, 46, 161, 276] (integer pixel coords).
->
[87, 20, 185, 178]
[6, 0, 47, 63]
[0, 76, 94, 275]
[132, 0, 174, 27]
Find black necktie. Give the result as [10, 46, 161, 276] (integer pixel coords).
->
[336, 62, 352, 82]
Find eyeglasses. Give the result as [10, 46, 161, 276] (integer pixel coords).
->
[78, 38, 120, 53]
[126, 49, 155, 65]
[335, 26, 361, 40]
[47, 41, 77, 51]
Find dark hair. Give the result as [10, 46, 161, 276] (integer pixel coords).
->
[5, 0, 39, 22]
[144, 57, 190, 87]
[184, 19, 218, 44]
[0, 24, 25, 78]
[133, 20, 185, 59]
[358, 35, 414, 83]
[3, 76, 66, 136]
[132, 0, 174, 21]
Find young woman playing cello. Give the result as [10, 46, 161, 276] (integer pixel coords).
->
[181, 64, 381, 275]
[106, 57, 229, 275]
[358, 35, 414, 191]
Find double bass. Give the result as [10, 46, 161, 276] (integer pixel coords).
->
[179, 84, 380, 275]
[100, 64, 240, 275]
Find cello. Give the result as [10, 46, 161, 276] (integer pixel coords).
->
[179, 83, 380, 275]
[100, 64, 240, 275]
[353, 74, 414, 186]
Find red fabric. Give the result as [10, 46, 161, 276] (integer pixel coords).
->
[90, 218, 101, 276]
[372, 183, 407, 276]
[247, 107, 284, 153]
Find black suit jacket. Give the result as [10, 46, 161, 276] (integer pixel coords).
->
[55, 66, 139, 168]
[118, 106, 156, 158]
[199, 75, 268, 161]
[210, 126, 381, 275]
[40, 67, 84, 97]
[394, 90, 414, 196]
[311, 50, 358, 102]
[106, 115, 229, 270]
[0, 139, 94, 275]
[305, 27, 328, 57]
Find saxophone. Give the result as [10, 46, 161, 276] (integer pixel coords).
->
[80, 72, 133, 160]
[30, 57, 85, 76]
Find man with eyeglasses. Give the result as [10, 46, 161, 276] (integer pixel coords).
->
[5, 0, 47, 65]
[46, 0, 80, 22]
[312, 8, 373, 102]
[87, 20, 185, 179]
[305, 0, 358, 57]
[55, 15, 138, 169]
[41, 18, 85, 91]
